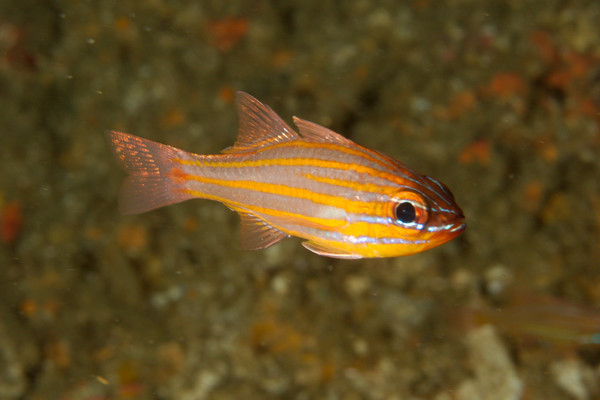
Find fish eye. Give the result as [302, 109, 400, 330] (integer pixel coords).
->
[395, 202, 416, 223]
[391, 191, 429, 228]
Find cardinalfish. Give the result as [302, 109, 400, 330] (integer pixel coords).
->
[458, 294, 600, 348]
[107, 92, 465, 259]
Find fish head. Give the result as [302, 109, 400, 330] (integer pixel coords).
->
[361, 174, 465, 257]
[419, 174, 465, 243]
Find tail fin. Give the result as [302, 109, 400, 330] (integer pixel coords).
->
[106, 131, 195, 214]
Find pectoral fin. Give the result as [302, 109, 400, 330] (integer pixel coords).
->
[238, 211, 289, 250]
[302, 241, 363, 259]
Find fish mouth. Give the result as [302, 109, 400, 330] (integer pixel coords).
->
[449, 221, 466, 233]
[435, 220, 465, 242]
[426, 219, 466, 235]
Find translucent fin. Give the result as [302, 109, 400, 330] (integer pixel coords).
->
[106, 131, 194, 214]
[238, 211, 289, 250]
[302, 241, 363, 259]
[222, 92, 299, 153]
[293, 116, 354, 145]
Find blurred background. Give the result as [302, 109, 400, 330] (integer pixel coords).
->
[0, 1, 599, 399]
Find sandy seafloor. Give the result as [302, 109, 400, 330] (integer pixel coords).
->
[1, 1, 599, 399]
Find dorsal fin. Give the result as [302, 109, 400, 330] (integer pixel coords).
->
[222, 92, 299, 154]
[293, 116, 354, 145]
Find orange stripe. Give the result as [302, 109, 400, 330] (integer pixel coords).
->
[180, 172, 386, 215]
[216, 140, 397, 171]
[182, 190, 397, 243]
[301, 173, 397, 195]
[181, 189, 346, 231]
[256, 140, 399, 171]
[173, 157, 404, 186]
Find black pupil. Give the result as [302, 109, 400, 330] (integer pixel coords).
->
[395, 202, 416, 223]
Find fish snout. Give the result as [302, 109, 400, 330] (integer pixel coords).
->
[441, 211, 466, 242]
[427, 208, 466, 239]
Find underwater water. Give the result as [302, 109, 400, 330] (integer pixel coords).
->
[0, 1, 599, 399]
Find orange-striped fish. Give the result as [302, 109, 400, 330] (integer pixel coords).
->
[107, 92, 465, 259]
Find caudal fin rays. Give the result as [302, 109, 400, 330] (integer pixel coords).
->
[106, 131, 195, 214]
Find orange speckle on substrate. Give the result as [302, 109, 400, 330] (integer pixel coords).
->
[412, 0, 433, 11]
[434, 90, 477, 120]
[1, 24, 38, 71]
[458, 139, 491, 166]
[45, 339, 71, 368]
[574, 97, 599, 118]
[117, 361, 145, 398]
[118, 360, 140, 384]
[115, 17, 132, 33]
[522, 181, 543, 212]
[84, 226, 104, 241]
[117, 223, 148, 253]
[541, 193, 571, 223]
[160, 108, 186, 129]
[538, 142, 558, 163]
[1, 201, 22, 244]
[119, 382, 144, 398]
[486, 72, 526, 99]
[353, 65, 370, 82]
[20, 299, 37, 317]
[94, 346, 115, 362]
[218, 86, 235, 104]
[156, 342, 186, 378]
[250, 319, 303, 355]
[546, 51, 593, 90]
[319, 361, 336, 382]
[207, 17, 249, 52]
[270, 50, 294, 69]
[183, 216, 198, 232]
[530, 30, 557, 63]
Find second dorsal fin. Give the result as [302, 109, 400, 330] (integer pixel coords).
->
[222, 92, 299, 154]
[292, 116, 355, 145]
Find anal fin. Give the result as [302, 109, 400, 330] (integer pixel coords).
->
[238, 211, 289, 250]
[302, 241, 363, 259]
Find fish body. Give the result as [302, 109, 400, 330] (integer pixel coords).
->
[460, 294, 600, 348]
[107, 92, 465, 258]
